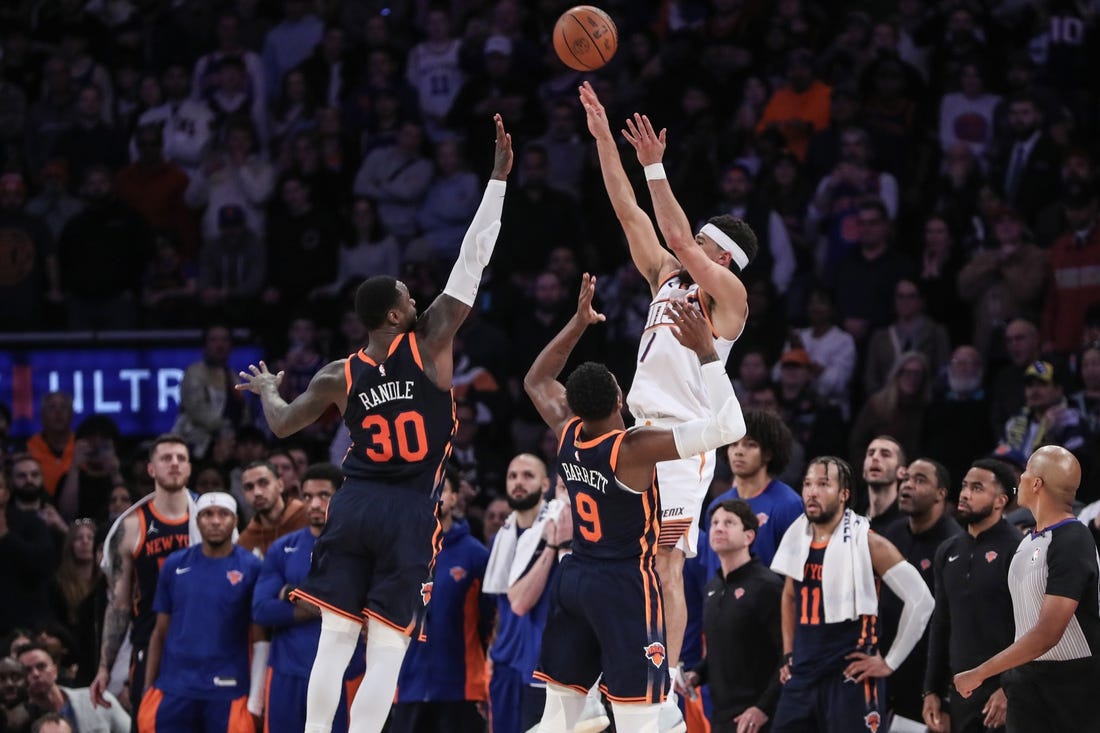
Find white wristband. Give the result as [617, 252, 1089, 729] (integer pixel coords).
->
[644, 163, 667, 181]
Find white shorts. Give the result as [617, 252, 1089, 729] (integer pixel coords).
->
[654, 451, 715, 557]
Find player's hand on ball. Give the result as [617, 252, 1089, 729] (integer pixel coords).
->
[622, 113, 666, 166]
[667, 300, 714, 358]
[576, 273, 606, 327]
[236, 361, 284, 395]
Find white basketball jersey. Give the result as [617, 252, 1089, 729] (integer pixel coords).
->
[628, 273, 738, 424]
[407, 40, 464, 119]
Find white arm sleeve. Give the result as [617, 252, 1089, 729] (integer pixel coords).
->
[443, 179, 507, 306]
[882, 561, 935, 672]
[672, 361, 746, 458]
[247, 639, 271, 715]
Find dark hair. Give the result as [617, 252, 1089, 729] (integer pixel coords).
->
[32, 713, 73, 733]
[565, 362, 619, 421]
[858, 198, 889, 221]
[442, 464, 462, 493]
[14, 641, 54, 663]
[149, 434, 188, 460]
[970, 458, 1017, 497]
[243, 459, 279, 478]
[354, 276, 402, 329]
[708, 498, 759, 533]
[807, 456, 854, 504]
[75, 415, 120, 442]
[705, 215, 759, 274]
[302, 462, 344, 489]
[872, 434, 907, 467]
[916, 457, 951, 491]
[738, 410, 793, 476]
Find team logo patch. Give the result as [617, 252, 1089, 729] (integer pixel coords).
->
[864, 711, 881, 732]
[756, 512, 769, 527]
[920, 558, 931, 571]
[1031, 548, 1041, 564]
[985, 551, 998, 563]
[420, 581, 433, 605]
[644, 642, 666, 668]
[450, 566, 467, 582]
[734, 587, 745, 600]
[226, 570, 244, 586]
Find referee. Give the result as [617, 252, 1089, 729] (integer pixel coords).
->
[954, 446, 1100, 732]
[922, 459, 1021, 733]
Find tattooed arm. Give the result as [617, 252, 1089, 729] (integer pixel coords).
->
[90, 514, 137, 708]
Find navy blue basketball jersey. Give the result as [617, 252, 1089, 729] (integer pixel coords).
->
[556, 418, 661, 562]
[130, 502, 190, 649]
[789, 542, 877, 684]
[341, 333, 457, 495]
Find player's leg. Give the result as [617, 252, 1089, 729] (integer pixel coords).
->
[387, 701, 428, 733]
[200, 694, 252, 733]
[130, 647, 149, 733]
[489, 664, 523, 733]
[653, 547, 687, 676]
[611, 703, 662, 733]
[347, 617, 413, 733]
[821, 671, 885, 733]
[137, 689, 200, 733]
[538, 684, 589, 733]
[304, 612, 364, 733]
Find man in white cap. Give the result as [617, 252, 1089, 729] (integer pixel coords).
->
[137, 492, 265, 733]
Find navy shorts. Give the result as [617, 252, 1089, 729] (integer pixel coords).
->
[291, 480, 441, 633]
[771, 669, 885, 733]
[535, 554, 667, 704]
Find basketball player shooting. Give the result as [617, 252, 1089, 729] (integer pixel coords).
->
[579, 82, 758, 714]
[235, 114, 512, 733]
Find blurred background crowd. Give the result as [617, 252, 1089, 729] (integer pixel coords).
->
[1, 0, 1100, 730]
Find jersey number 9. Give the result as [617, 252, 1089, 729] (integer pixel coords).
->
[574, 493, 603, 542]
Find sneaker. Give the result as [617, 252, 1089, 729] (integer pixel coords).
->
[573, 689, 610, 733]
[658, 690, 687, 733]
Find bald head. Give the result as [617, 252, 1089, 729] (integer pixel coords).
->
[1028, 445, 1081, 503]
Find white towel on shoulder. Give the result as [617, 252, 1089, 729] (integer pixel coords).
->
[483, 498, 565, 594]
[771, 508, 878, 622]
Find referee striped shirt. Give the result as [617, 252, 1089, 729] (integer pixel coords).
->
[1008, 518, 1100, 661]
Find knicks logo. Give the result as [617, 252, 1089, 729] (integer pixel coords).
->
[226, 570, 244, 586]
[985, 551, 998, 563]
[644, 642, 666, 669]
[756, 512, 769, 527]
[864, 711, 881, 733]
[420, 582, 433, 606]
[920, 558, 931, 571]
[449, 566, 467, 582]
[734, 587, 745, 600]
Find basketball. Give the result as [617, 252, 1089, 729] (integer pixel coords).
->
[553, 6, 618, 71]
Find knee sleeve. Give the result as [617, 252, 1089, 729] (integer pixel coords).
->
[538, 683, 587, 733]
[305, 611, 362, 733]
[610, 703, 662, 733]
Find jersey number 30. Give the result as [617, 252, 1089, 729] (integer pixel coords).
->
[361, 411, 428, 462]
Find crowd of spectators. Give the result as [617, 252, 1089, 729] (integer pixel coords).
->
[2, 0, 1100, 730]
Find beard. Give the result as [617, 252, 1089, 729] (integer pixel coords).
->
[12, 484, 43, 504]
[506, 490, 542, 512]
[956, 502, 993, 526]
[806, 502, 841, 525]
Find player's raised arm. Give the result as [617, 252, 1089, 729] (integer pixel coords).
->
[623, 114, 749, 340]
[579, 82, 677, 293]
[616, 301, 747, 488]
[523, 273, 606, 436]
[417, 113, 513, 387]
[235, 359, 347, 437]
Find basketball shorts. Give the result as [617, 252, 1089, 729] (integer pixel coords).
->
[264, 668, 355, 733]
[290, 480, 442, 634]
[771, 668, 886, 733]
[137, 688, 252, 733]
[653, 450, 715, 557]
[535, 554, 668, 704]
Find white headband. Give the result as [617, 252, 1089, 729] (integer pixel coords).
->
[196, 491, 238, 516]
[700, 223, 749, 270]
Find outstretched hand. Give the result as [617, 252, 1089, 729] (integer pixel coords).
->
[622, 113, 666, 166]
[491, 113, 513, 180]
[575, 273, 606, 327]
[667, 299, 713, 357]
[235, 361, 284, 395]
[579, 81, 612, 140]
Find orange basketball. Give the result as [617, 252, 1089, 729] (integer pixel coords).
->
[553, 6, 618, 71]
